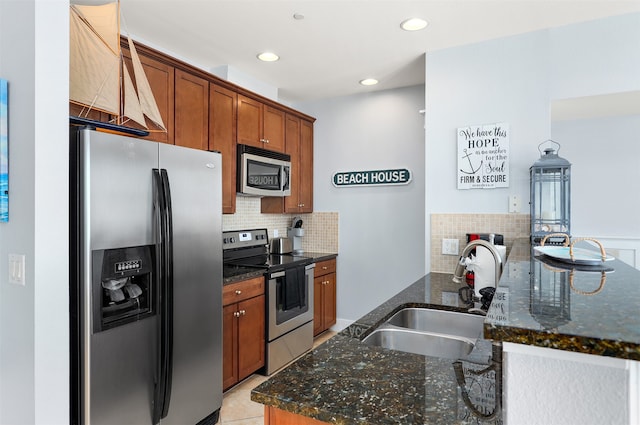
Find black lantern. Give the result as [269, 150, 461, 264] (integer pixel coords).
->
[530, 140, 571, 245]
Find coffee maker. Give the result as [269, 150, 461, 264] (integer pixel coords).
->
[287, 216, 304, 255]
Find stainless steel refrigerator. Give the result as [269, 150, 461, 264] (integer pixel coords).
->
[70, 127, 223, 425]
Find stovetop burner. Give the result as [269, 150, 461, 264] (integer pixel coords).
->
[222, 228, 313, 278]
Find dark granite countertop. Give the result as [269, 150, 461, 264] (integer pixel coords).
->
[251, 239, 640, 423]
[484, 238, 640, 360]
[252, 273, 502, 424]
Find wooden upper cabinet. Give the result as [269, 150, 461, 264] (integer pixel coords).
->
[262, 106, 285, 152]
[283, 115, 302, 213]
[209, 84, 238, 214]
[120, 47, 175, 144]
[237, 95, 262, 148]
[174, 69, 209, 150]
[262, 115, 314, 214]
[298, 119, 314, 212]
[237, 94, 285, 152]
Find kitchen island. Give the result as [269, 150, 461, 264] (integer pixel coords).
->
[252, 272, 501, 424]
[252, 239, 640, 424]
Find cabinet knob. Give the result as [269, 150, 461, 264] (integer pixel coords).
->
[322, 266, 328, 270]
[233, 311, 240, 318]
[260, 138, 269, 144]
[235, 290, 242, 295]
[239, 309, 246, 316]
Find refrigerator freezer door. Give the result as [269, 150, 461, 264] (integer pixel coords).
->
[159, 144, 223, 424]
[78, 129, 159, 425]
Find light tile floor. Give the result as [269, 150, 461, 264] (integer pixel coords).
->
[220, 331, 337, 424]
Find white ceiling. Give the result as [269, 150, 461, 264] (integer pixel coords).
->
[73, 1, 640, 103]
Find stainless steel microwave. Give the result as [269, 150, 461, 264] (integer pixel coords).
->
[237, 144, 291, 197]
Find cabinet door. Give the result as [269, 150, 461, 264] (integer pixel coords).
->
[263, 106, 285, 152]
[209, 84, 237, 214]
[313, 275, 324, 336]
[237, 95, 262, 147]
[323, 273, 337, 330]
[174, 69, 209, 150]
[223, 304, 239, 390]
[237, 294, 265, 381]
[298, 119, 314, 212]
[284, 115, 301, 213]
[121, 47, 175, 144]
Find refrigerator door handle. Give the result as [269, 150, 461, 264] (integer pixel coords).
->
[160, 169, 174, 419]
[152, 168, 174, 424]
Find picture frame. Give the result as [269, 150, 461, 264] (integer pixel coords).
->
[1, 78, 8, 222]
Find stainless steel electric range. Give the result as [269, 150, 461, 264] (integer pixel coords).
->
[222, 229, 315, 375]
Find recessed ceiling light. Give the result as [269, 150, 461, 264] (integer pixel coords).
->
[359, 78, 379, 86]
[257, 52, 279, 62]
[400, 18, 428, 31]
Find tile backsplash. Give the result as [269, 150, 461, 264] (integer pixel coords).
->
[222, 196, 339, 253]
[430, 213, 530, 273]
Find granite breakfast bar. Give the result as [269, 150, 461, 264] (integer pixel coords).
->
[251, 239, 640, 424]
[252, 272, 502, 425]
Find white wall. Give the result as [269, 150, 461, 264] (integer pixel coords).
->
[0, 1, 69, 424]
[425, 13, 640, 423]
[552, 115, 640, 238]
[295, 85, 426, 322]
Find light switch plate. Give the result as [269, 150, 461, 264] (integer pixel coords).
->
[9, 254, 25, 286]
[442, 238, 459, 255]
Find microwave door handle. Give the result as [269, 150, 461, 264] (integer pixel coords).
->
[282, 165, 290, 191]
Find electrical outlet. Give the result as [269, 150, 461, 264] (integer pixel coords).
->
[509, 195, 520, 213]
[273, 229, 279, 237]
[442, 291, 459, 306]
[442, 238, 459, 255]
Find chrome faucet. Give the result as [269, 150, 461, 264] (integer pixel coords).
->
[452, 239, 503, 288]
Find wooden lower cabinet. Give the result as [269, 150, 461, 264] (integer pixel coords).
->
[313, 258, 337, 336]
[265, 406, 329, 425]
[223, 277, 265, 390]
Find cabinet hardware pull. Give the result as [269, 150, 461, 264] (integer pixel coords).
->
[235, 290, 242, 295]
[240, 310, 246, 316]
[234, 311, 240, 318]
[322, 266, 328, 270]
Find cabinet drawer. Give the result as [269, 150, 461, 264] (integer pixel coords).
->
[223, 276, 264, 306]
[314, 258, 336, 277]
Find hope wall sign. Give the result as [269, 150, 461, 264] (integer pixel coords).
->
[457, 122, 510, 190]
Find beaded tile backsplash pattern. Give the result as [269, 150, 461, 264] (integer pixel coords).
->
[431, 213, 530, 273]
[222, 196, 339, 253]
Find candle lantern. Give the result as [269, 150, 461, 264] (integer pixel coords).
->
[530, 140, 571, 245]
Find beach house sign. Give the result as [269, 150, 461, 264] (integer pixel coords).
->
[333, 168, 412, 187]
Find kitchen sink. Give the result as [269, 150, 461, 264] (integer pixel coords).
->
[386, 308, 485, 340]
[362, 327, 475, 360]
[361, 308, 486, 360]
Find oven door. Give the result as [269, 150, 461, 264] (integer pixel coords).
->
[267, 263, 314, 340]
